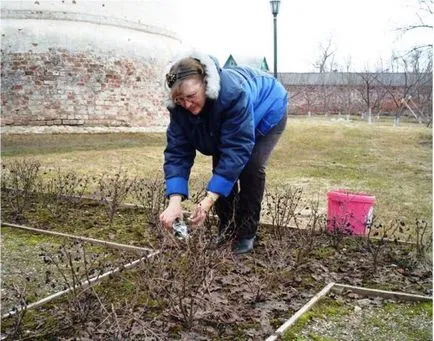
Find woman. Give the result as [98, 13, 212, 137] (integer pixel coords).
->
[159, 50, 288, 254]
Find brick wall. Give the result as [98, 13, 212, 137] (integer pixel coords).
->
[1, 48, 169, 128]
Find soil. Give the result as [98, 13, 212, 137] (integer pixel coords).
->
[1, 192, 432, 340]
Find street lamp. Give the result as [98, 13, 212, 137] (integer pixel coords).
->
[270, 0, 280, 79]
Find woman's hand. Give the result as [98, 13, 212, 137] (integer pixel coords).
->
[189, 192, 219, 228]
[159, 195, 183, 229]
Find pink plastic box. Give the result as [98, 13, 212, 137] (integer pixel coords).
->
[327, 190, 376, 235]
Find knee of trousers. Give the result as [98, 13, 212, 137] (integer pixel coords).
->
[240, 166, 266, 182]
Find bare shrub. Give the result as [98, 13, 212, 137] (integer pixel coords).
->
[358, 217, 405, 273]
[3, 283, 29, 340]
[35, 240, 155, 339]
[190, 184, 221, 233]
[131, 174, 167, 228]
[36, 241, 144, 335]
[1, 159, 41, 222]
[136, 226, 229, 330]
[261, 189, 325, 280]
[3, 241, 120, 338]
[326, 213, 355, 250]
[79, 294, 166, 340]
[38, 241, 104, 325]
[261, 236, 295, 289]
[292, 195, 326, 269]
[413, 218, 433, 266]
[38, 168, 90, 219]
[96, 169, 135, 226]
[399, 218, 434, 271]
[262, 185, 304, 239]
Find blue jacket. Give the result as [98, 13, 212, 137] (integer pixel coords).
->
[163, 52, 288, 198]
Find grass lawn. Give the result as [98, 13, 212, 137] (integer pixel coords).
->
[1, 116, 432, 227]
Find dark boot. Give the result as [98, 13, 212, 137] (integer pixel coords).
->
[233, 236, 256, 254]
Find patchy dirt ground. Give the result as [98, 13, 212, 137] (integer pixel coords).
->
[1, 192, 432, 340]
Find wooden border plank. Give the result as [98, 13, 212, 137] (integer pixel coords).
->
[332, 283, 433, 302]
[266, 282, 432, 340]
[2, 222, 153, 253]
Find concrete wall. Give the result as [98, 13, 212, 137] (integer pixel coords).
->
[1, 0, 181, 132]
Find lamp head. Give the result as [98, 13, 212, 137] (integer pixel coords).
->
[270, 0, 280, 16]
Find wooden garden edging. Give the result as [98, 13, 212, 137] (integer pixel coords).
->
[331, 283, 433, 302]
[2, 222, 153, 253]
[1, 222, 159, 319]
[265, 282, 335, 341]
[1, 220, 424, 333]
[265, 282, 432, 341]
[2, 249, 160, 319]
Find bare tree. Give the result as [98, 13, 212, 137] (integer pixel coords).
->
[391, 0, 433, 125]
[312, 39, 339, 115]
[355, 73, 378, 123]
[337, 59, 356, 116]
[300, 86, 318, 115]
[380, 51, 433, 125]
[313, 38, 337, 73]
[398, 0, 433, 39]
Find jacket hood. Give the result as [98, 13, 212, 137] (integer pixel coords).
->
[164, 49, 221, 108]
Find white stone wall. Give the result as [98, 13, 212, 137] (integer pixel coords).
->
[1, 0, 181, 30]
[1, 0, 182, 132]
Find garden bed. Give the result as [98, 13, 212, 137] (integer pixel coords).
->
[1, 198, 432, 339]
[1, 161, 432, 340]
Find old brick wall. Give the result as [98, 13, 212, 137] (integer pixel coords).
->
[1, 48, 167, 128]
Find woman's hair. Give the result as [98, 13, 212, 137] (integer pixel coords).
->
[166, 58, 205, 90]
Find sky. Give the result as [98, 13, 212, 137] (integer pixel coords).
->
[175, 0, 433, 72]
[2, 0, 430, 72]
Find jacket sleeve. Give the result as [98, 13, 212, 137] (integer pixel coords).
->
[207, 90, 255, 196]
[163, 113, 196, 198]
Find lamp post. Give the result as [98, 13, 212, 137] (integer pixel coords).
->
[270, 0, 280, 79]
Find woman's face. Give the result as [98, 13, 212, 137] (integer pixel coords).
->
[172, 78, 206, 115]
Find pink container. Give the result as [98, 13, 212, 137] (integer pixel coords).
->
[327, 190, 376, 235]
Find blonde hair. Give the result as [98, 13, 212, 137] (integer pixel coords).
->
[166, 58, 205, 92]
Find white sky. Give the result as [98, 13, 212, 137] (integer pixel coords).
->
[2, 0, 431, 72]
[175, 0, 433, 72]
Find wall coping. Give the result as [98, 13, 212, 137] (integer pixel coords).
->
[1, 9, 181, 42]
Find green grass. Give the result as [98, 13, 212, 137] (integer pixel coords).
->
[282, 297, 351, 340]
[1, 116, 432, 225]
[356, 300, 433, 341]
[268, 119, 432, 223]
[282, 297, 433, 341]
[1, 132, 166, 156]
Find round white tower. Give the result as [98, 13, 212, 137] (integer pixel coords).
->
[1, 0, 182, 132]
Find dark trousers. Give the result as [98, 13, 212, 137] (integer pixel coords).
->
[212, 114, 288, 240]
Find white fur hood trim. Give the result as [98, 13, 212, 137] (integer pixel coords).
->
[164, 49, 221, 109]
